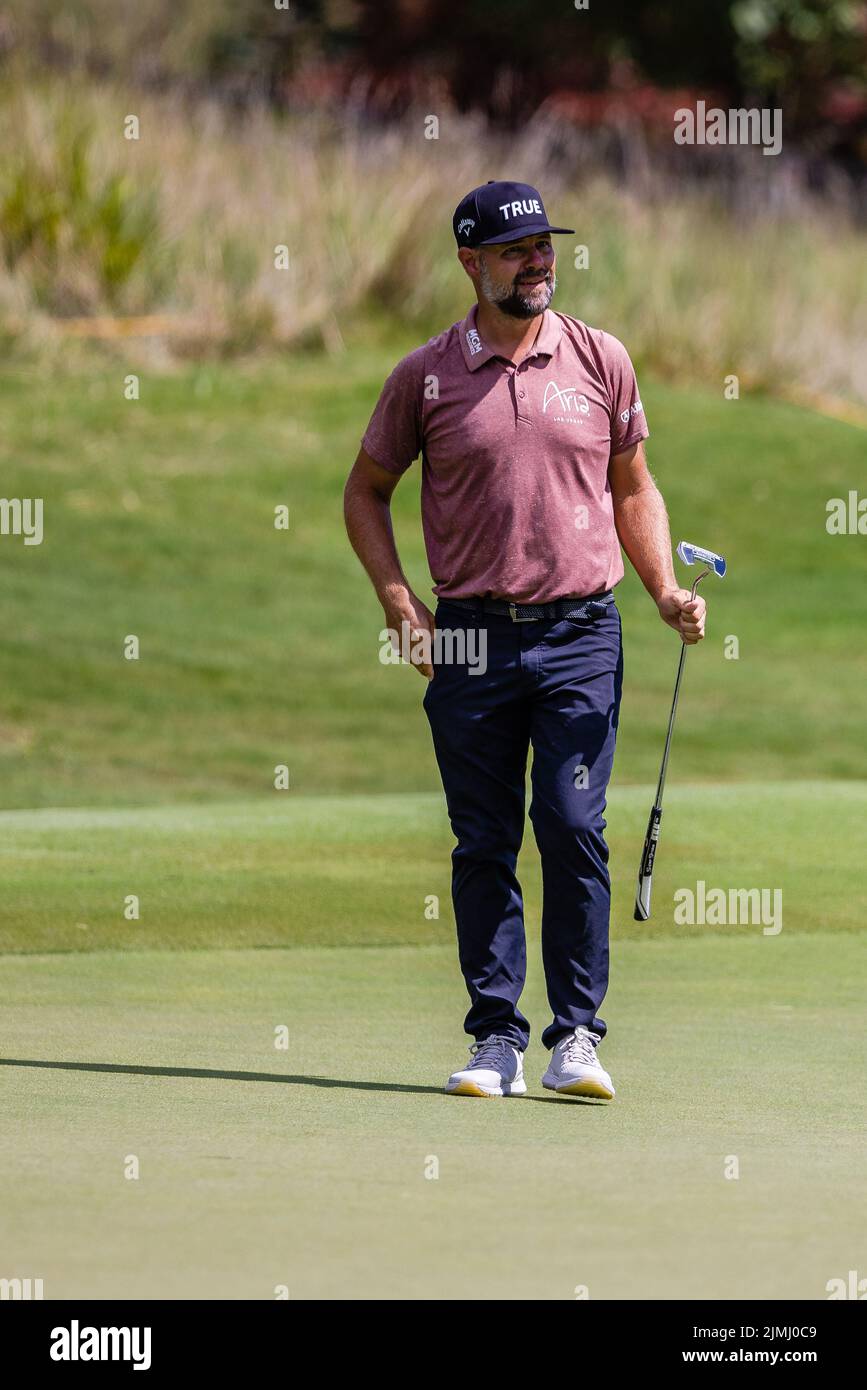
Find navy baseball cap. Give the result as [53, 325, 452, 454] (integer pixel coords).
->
[453, 180, 574, 248]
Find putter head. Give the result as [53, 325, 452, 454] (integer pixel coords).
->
[677, 541, 726, 578]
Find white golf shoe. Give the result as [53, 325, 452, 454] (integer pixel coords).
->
[445, 1034, 527, 1097]
[542, 1026, 615, 1099]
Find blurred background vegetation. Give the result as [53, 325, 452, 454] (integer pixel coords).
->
[2, 1, 866, 147]
[0, 1, 865, 404]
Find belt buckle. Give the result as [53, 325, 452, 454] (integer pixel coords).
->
[508, 603, 536, 623]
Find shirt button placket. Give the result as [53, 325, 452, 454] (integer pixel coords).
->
[506, 364, 519, 426]
[516, 362, 531, 425]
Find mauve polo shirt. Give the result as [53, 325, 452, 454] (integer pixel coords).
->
[361, 304, 649, 604]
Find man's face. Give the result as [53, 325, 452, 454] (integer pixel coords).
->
[470, 234, 557, 319]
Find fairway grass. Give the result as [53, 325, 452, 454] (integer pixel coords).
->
[0, 782, 864, 955]
[3, 932, 864, 1300]
[1, 784, 865, 1299]
[1, 354, 866, 807]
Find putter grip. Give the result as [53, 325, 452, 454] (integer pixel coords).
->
[634, 805, 663, 921]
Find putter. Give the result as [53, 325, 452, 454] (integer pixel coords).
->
[634, 541, 727, 921]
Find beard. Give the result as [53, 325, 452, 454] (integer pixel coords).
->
[479, 262, 556, 319]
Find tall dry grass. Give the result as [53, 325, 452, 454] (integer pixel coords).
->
[1, 73, 866, 404]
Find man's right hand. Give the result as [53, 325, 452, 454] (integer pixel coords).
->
[382, 586, 436, 680]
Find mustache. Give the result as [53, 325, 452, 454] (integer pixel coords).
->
[515, 271, 551, 285]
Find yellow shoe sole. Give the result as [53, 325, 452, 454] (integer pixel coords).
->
[446, 1080, 499, 1097]
[548, 1079, 614, 1100]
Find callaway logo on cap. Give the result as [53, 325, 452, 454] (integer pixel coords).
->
[452, 180, 574, 248]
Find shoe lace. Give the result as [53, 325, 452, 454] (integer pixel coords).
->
[469, 1035, 513, 1067]
[563, 1028, 601, 1064]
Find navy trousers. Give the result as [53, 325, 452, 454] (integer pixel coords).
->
[423, 597, 623, 1052]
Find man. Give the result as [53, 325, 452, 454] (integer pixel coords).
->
[344, 180, 705, 1101]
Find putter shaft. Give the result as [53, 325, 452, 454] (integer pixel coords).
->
[634, 568, 710, 921]
[653, 569, 708, 807]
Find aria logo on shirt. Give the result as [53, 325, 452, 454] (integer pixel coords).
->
[542, 382, 590, 418]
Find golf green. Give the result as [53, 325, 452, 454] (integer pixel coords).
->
[1, 788, 864, 1300]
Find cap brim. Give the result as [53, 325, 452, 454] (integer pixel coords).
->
[478, 222, 574, 246]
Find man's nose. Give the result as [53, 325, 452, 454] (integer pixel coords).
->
[521, 252, 552, 273]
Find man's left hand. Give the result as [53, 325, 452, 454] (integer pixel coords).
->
[656, 587, 706, 644]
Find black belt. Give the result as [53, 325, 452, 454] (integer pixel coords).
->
[439, 590, 615, 623]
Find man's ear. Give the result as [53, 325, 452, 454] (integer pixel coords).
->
[457, 248, 480, 281]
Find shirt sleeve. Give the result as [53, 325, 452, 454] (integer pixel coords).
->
[603, 333, 649, 456]
[361, 351, 423, 476]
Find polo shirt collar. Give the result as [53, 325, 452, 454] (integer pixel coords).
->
[533, 307, 563, 358]
[458, 304, 562, 372]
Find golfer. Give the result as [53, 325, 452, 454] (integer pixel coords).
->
[344, 180, 705, 1099]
